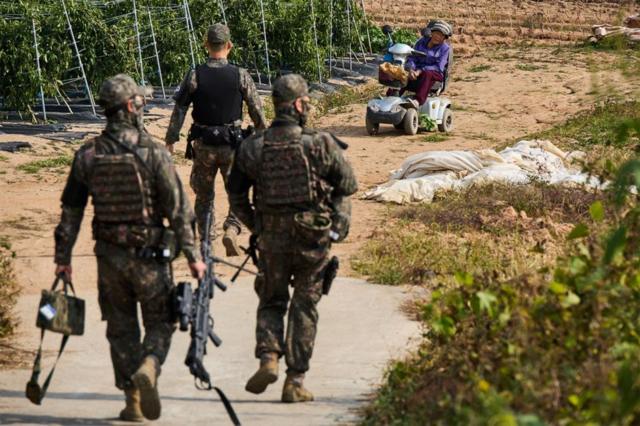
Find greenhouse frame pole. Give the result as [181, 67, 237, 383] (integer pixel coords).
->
[346, 0, 353, 70]
[185, 1, 199, 62]
[350, 0, 367, 64]
[258, 0, 272, 85]
[329, 0, 333, 76]
[147, 7, 166, 99]
[310, 0, 322, 83]
[217, 0, 228, 25]
[183, 0, 196, 67]
[31, 19, 47, 122]
[61, 0, 96, 116]
[360, 0, 373, 53]
[132, 0, 146, 85]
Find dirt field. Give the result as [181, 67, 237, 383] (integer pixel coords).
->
[0, 44, 637, 423]
[364, 0, 635, 55]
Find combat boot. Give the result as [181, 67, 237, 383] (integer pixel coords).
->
[119, 387, 144, 422]
[281, 373, 314, 403]
[222, 227, 241, 257]
[132, 355, 161, 420]
[245, 352, 279, 394]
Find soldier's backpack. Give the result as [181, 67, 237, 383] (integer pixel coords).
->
[26, 274, 85, 405]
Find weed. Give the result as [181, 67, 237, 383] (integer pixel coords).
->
[423, 133, 448, 143]
[468, 64, 492, 73]
[0, 154, 7, 162]
[314, 83, 381, 117]
[16, 155, 72, 174]
[516, 63, 543, 71]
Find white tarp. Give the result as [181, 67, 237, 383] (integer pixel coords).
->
[363, 140, 602, 204]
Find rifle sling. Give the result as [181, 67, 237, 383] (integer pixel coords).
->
[212, 385, 241, 426]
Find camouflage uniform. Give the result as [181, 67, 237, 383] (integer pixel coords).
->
[54, 75, 198, 392]
[228, 75, 358, 377]
[165, 24, 266, 244]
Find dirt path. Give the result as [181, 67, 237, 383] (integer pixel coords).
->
[0, 46, 634, 423]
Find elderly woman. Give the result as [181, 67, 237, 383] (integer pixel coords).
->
[401, 20, 452, 105]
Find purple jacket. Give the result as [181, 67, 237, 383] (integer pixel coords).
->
[406, 37, 450, 75]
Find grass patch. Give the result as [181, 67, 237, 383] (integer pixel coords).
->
[468, 64, 492, 73]
[314, 82, 381, 117]
[352, 183, 600, 287]
[529, 100, 640, 148]
[16, 155, 72, 174]
[0, 154, 7, 162]
[515, 63, 543, 71]
[422, 133, 449, 143]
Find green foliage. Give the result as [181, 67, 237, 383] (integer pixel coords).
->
[17, 155, 73, 174]
[1, 0, 374, 114]
[368, 25, 418, 53]
[362, 118, 640, 424]
[423, 133, 448, 143]
[419, 115, 436, 131]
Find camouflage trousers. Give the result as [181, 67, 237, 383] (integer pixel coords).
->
[190, 140, 242, 242]
[96, 242, 176, 390]
[254, 236, 329, 374]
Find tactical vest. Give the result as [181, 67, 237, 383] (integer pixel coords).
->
[255, 129, 316, 211]
[88, 139, 156, 226]
[191, 64, 242, 126]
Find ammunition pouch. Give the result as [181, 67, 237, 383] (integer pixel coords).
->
[293, 212, 332, 247]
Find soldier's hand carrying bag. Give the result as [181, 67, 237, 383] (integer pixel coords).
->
[26, 274, 85, 405]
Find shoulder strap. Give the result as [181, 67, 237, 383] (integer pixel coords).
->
[101, 132, 153, 174]
[25, 329, 70, 405]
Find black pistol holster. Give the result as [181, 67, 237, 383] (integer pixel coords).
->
[322, 256, 339, 295]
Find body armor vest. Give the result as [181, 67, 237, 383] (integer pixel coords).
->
[191, 64, 242, 126]
[89, 149, 155, 225]
[257, 133, 314, 209]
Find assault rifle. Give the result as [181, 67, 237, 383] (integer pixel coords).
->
[174, 213, 241, 425]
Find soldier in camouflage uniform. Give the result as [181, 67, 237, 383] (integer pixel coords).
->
[227, 74, 358, 402]
[54, 74, 206, 422]
[165, 23, 267, 257]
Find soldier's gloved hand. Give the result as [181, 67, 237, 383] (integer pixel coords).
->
[189, 260, 206, 279]
[166, 143, 175, 155]
[55, 264, 72, 281]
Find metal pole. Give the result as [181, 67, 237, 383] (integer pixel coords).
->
[183, 0, 196, 67]
[217, 0, 228, 25]
[346, 0, 353, 70]
[132, 0, 145, 85]
[360, 0, 373, 54]
[329, 0, 333, 76]
[61, 0, 96, 116]
[310, 0, 322, 83]
[350, 0, 367, 64]
[32, 19, 47, 122]
[147, 7, 166, 99]
[258, 0, 271, 85]
[184, 0, 199, 62]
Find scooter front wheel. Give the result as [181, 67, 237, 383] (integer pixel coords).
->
[366, 117, 380, 136]
[403, 108, 419, 135]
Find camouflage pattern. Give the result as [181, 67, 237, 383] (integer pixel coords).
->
[165, 57, 266, 242]
[189, 139, 241, 241]
[272, 74, 309, 104]
[227, 84, 358, 374]
[96, 246, 175, 390]
[54, 86, 198, 390]
[165, 58, 267, 144]
[97, 74, 152, 110]
[207, 23, 230, 45]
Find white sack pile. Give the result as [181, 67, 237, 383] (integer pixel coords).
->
[363, 140, 603, 204]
